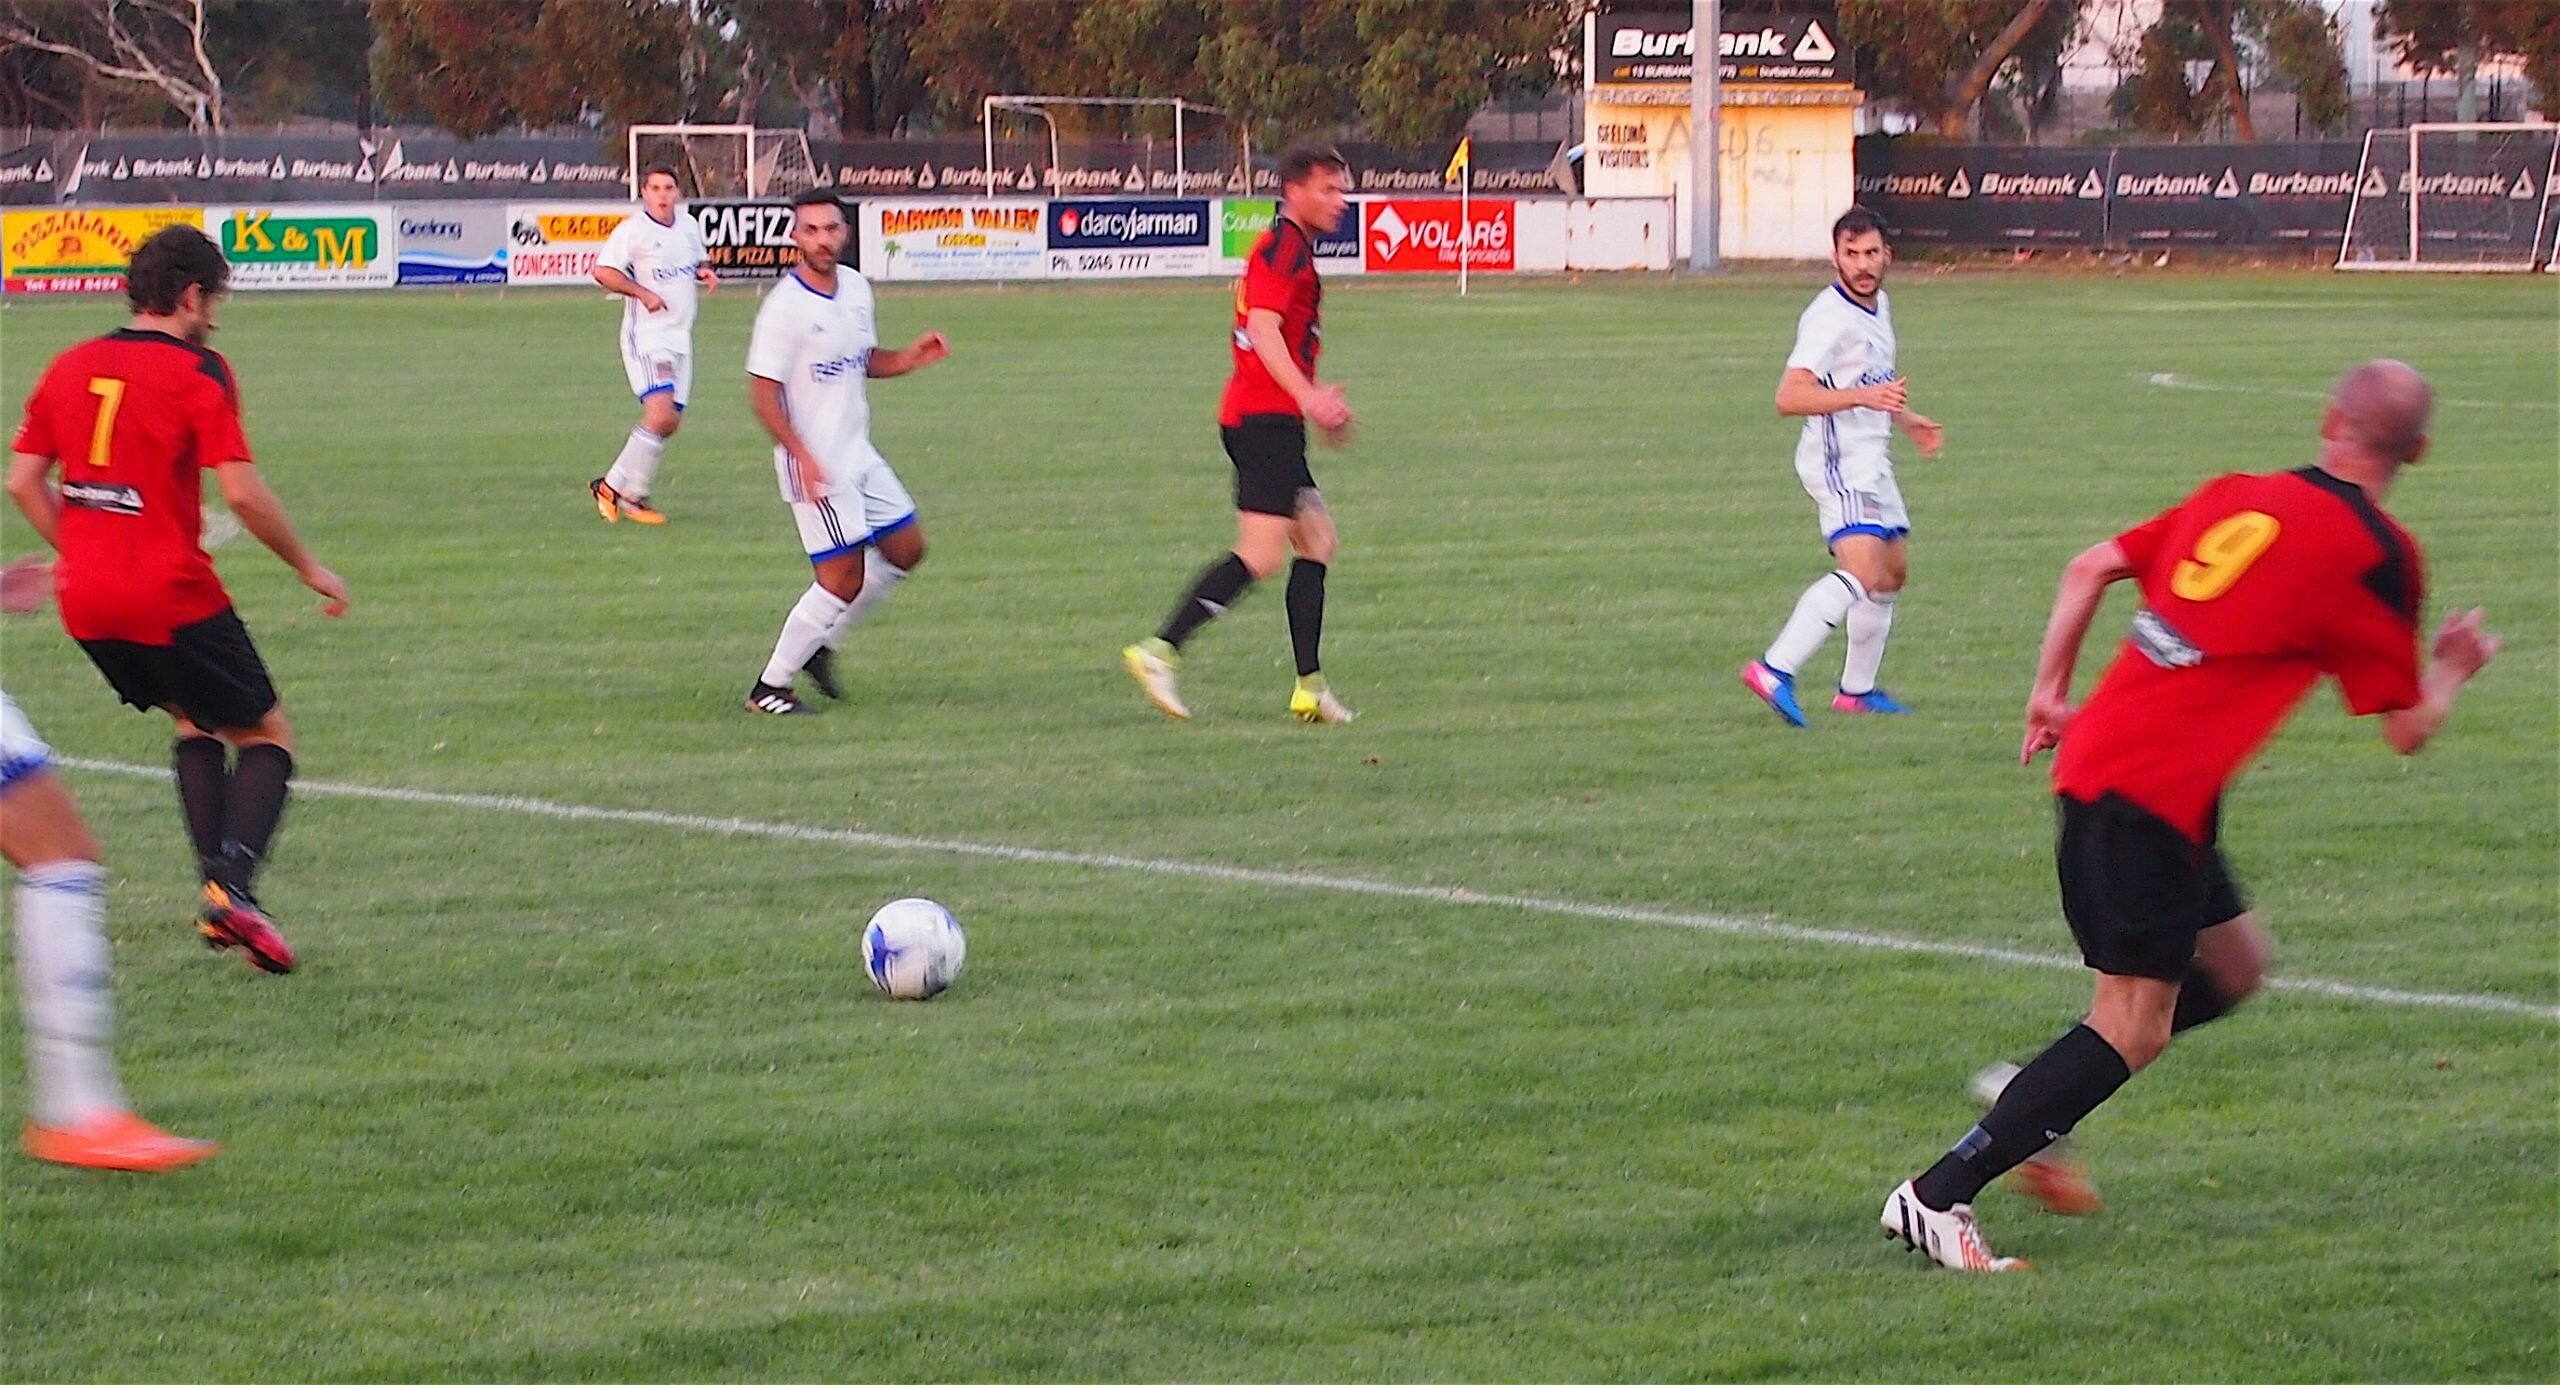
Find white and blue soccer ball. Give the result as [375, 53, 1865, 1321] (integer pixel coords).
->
[862, 897, 966, 1000]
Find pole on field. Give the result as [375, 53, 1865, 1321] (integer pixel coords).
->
[1689, 0, 1722, 271]
[1459, 162, 1471, 297]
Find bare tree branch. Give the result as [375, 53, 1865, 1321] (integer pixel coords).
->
[0, 0, 224, 131]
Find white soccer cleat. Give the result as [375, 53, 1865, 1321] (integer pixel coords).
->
[1882, 1180, 2030, 1272]
[1972, 1061, 2103, 1216]
[1122, 642, 1189, 721]
[1289, 685, 1357, 724]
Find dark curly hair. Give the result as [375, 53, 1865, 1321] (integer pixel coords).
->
[125, 224, 231, 315]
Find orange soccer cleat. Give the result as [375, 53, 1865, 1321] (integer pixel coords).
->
[25, 1111, 219, 1172]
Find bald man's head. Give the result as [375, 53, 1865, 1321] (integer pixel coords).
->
[2327, 359, 2433, 464]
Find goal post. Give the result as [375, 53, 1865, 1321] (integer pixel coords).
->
[2338, 122, 2560, 272]
[627, 124, 822, 199]
[980, 96, 1245, 199]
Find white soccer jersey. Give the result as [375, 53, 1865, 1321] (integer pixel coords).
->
[747, 268, 882, 499]
[599, 208, 708, 353]
[1786, 283, 1899, 486]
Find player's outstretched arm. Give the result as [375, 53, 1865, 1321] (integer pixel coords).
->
[2382, 608, 2500, 755]
[213, 462, 347, 617]
[2022, 539, 2136, 763]
[6, 451, 62, 549]
[866, 333, 949, 378]
[1898, 410, 1944, 457]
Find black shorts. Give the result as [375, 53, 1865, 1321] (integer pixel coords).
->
[2055, 792, 2247, 981]
[78, 606, 279, 732]
[1224, 415, 1316, 518]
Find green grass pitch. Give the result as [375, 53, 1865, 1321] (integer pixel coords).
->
[1, 267, 2552, 1380]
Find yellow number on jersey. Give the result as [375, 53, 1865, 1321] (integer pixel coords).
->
[2170, 510, 2281, 601]
[84, 377, 126, 469]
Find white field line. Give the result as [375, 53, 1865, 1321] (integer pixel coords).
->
[59, 757, 2560, 1025]
[2143, 372, 2558, 411]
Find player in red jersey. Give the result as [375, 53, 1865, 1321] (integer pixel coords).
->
[1124, 141, 1358, 725]
[7, 225, 348, 975]
[1881, 360, 2499, 1272]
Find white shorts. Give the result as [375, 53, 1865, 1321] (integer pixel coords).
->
[622, 343, 692, 410]
[790, 464, 916, 561]
[1, 690, 53, 792]
[1798, 457, 1909, 545]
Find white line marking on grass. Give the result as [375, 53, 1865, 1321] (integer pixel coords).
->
[2144, 372, 2557, 411]
[59, 756, 2560, 1024]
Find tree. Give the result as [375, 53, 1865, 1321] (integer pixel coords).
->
[369, 0, 681, 138]
[0, 0, 229, 132]
[1839, 1, 2079, 140]
[2378, 0, 2560, 121]
[2112, 0, 2347, 140]
[901, 0, 1572, 147]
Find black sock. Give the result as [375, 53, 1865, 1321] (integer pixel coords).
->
[1285, 558, 1327, 678]
[1912, 1024, 2133, 1210]
[219, 743, 294, 891]
[1157, 553, 1255, 650]
[173, 736, 229, 881]
[2172, 966, 2235, 1033]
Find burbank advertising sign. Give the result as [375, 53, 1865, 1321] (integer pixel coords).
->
[1047, 198, 1213, 277]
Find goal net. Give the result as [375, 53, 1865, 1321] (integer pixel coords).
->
[982, 97, 1246, 200]
[627, 124, 822, 199]
[2338, 123, 2560, 271]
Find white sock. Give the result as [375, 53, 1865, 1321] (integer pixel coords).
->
[15, 861, 127, 1128]
[1841, 592, 1898, 695]
[760, 583, 850, 688]
[603, 426, 667, 499]
[825, 549, 910, 648]
[1764, 569, 1866, 676]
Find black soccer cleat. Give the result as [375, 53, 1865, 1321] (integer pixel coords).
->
[802, 645, 844, 701]
[745, 681, 815, 715]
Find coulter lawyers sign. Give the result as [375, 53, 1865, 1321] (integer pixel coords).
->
[1046, 198, 1214, 277]
[1217, 199, 1364, 273]
[1362, 199, 1515, 272]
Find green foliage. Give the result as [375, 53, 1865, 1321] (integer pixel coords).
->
[1838, 0, 2078, 139]
[0, 272, 2553, 1378]
[2378, 0, 2560, 117]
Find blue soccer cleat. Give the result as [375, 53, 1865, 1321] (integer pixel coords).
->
[1740, 660, 1806, 728]
[1832, 687, 1912, 715]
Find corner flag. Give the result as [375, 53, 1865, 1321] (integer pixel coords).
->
[1444, 136, 1471, 186]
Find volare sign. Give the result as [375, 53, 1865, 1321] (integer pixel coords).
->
[1362, 199, 1515, 273]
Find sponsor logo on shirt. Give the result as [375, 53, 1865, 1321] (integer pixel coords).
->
[2131, 607, 2204, 668]
[61, 481, 143, 515]
[810, 350, 871, 381]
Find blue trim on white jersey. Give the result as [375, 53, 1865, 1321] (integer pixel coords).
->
[644, 208, 678, 228]
[1, 751, 49, 791]
[1830, 282, 1879, 317]
[808, 541, 864, 564]
[869, 512, 917, 543]
[1826, 522, 1909, 545]
[637, 382, 676, 400]
[789, 267, 837, 300]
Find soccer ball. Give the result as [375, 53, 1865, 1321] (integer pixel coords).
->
[862, 897, 966, 1000]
